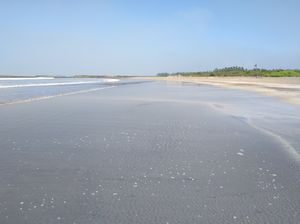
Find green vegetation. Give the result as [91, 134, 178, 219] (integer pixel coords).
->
[157, 67, 300, 77]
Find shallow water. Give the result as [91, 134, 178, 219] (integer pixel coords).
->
[180, 81, 300, 156]
[0, 80, 299, 224]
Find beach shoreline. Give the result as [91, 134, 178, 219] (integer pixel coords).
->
[140, 76, 300, 106]
[0, 80, 300, 223]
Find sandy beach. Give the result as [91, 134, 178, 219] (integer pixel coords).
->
[1, 0, 299, 223]
[0, 79, 299, 223]
[144, 76, 300, 106]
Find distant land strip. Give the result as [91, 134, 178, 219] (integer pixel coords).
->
[157, 67, 300, 77]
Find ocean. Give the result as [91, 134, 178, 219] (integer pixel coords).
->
[0, 77, 119, 104]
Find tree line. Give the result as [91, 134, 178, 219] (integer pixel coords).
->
[157, 67, 300, 77]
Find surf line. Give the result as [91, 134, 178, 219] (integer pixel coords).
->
[0, 77, 55, 81]
[208, 103, 300, 163]
[0, 86, 116, 106]
[0, 80, 119, 89]
[246, 120, 300, 162]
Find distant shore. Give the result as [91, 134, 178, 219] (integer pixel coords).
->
[141, 76, 300, 106]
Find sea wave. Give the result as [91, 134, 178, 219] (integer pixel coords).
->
[0, 79, 119, 89]
[0, 77, 55, 81]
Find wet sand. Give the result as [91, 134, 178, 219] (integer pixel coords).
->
[0, 81, 299, 223]
[144, 76, 300, 106]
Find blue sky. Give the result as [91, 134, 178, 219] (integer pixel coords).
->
[0, 0, 299, 76]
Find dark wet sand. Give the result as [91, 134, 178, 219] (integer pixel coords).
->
[0, 81, 299, 223]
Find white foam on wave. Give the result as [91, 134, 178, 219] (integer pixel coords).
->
[102, 78, 120, 83]
[0, 79, 120, 89]
[0, 77, 54, 81]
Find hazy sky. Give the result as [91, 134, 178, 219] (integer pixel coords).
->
[1, 0, 300, 76]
